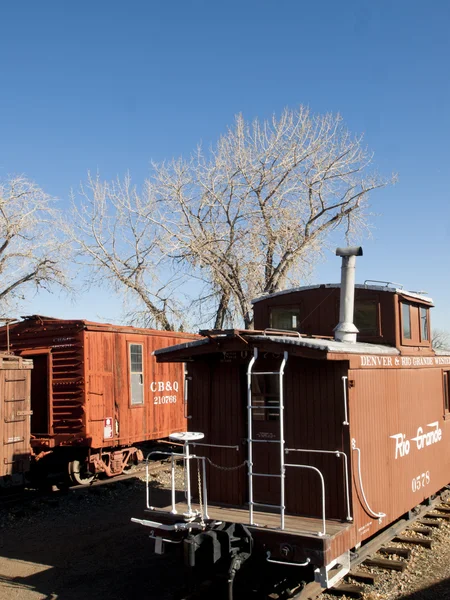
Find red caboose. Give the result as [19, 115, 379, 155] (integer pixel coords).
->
[0, 317, 198, 483]
[132, 248, 450, 593]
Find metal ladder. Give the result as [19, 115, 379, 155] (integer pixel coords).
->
[247, 347, 288, 529]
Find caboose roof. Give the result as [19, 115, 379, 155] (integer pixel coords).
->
[251, 284, 434, 306]
[154, 329, 399, 362]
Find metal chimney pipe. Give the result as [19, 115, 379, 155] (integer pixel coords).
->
[333, 246, 363, 343]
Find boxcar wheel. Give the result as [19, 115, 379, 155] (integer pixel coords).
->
[68, 459, 95, 485]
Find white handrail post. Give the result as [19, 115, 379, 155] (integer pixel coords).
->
[146, 457, 150, 510]
[184, 439, 193, 517]
[247, 347, 258, 525]
[171, 454, 177, 514]
[340, 452, 352, 521]
[279, 350, 288, 530]
[202, 457, 209, 519]
[342, 376, 349, 425]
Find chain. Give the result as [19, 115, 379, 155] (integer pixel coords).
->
[197, 458, 204, 526]
[205, 458, 248, 471]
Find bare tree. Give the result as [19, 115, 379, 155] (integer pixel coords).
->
[68, 108, 392, 331]
[432, 329, 450, 351]
[66, 173, 185, 331]
[0, 175, 68, 316]
[153, 107, 393, 328]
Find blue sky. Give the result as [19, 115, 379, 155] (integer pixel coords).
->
[1, 1, 450, 328]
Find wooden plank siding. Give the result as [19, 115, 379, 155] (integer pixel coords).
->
[0, 318, 198, 452]
[348, 366, 450, 546]
[0, 355, 33, 482]
[186, 351, 350, 522]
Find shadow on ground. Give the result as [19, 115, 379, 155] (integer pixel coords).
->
[0, 477, 186, 600]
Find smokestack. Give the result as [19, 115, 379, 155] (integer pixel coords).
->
[334, 246, 363, 343]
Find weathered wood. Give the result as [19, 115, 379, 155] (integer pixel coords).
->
[363, 557, 407, 572]
[435, 505, 450, 513]
[379, 546, 412, 558]
[329, 583, 363, 598]
[393, 535, 433, 548]
[423, 512, 450, 520]
[417, 518, 441, 528]
[347, 569, 379, 584]
[405, 525, 432, 536]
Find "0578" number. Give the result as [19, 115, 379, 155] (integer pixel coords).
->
[412, 471, 430, 492]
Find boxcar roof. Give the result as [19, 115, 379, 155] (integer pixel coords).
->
[10, 315, 198, 339]
[154, 330, 400, 361]
[251, 283, 434, 306]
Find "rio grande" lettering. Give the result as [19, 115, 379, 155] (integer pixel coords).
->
[390, 422, 442, 459]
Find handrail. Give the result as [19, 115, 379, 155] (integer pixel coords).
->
[279, 350, 288, 530]
[266, 551, 311, 567]
[284, 463, 327, 536]
[341, 376, 349, 426]
[351, 439, 386, 521]
[144, 450, 208, 517]
[191, 442, 240, 450]
[285, 447, 352, 521]
[247, 347, 258, 525]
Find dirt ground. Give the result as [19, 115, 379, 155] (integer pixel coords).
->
[2, 474, 450, 600]
[0, 477, 185, 600]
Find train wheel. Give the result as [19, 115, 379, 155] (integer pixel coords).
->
[68, 459, 95, 486]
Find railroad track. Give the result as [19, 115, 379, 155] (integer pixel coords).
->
[177, 492, 450, 600]
[295, 494, 450, 600]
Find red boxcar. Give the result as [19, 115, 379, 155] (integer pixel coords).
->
[0, 316, 198, 483]
[132, 248, 450, 595]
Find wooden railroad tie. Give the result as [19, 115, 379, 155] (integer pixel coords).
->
[346, 569, 379, 584]
[405, 525, 432, 536]
[436, 505, 450, 513]
[328, 583, 363, 598]
[363, 557, 407, 572]
[423, 512, 450, 521]
[417, 518, 441, 528]
[379, 546, 412, 559]
[393, 535, 433, 549]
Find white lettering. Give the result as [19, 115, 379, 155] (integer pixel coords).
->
[150, 380, 180, 393]
[393, 422, 442, 459]
[390, 433, 410, 459]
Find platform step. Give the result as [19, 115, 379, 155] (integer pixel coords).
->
[363, 557, 407, 572]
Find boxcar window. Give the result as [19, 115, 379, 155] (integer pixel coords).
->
[420, 307, 429, 341]
[251, 374, 279, 421]
[354, 299, 378, 336]
[130, 343, 144, 405]
[270, 307, 300, 332]
[402, 303, 411, 339]
[444, 372, 450, 417]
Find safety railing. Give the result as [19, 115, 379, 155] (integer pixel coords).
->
[283, 462, 327, 536]
[285, 447, 353, 522]
[144, 438, 242, 522]
[144, 450, 209, 519]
